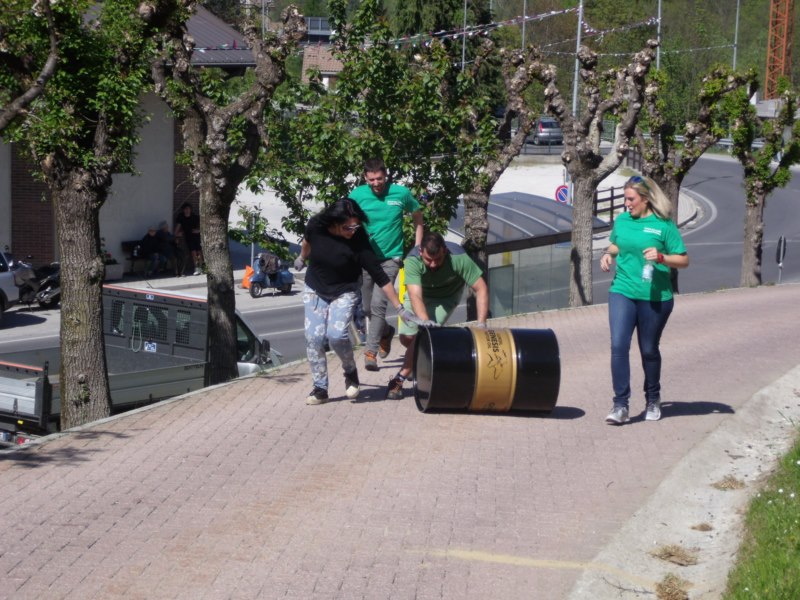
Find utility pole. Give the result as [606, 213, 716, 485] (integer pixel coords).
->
[571, 0, 584, 116]
[462, 0, 467, 71]
[522, 0, 527, 50]
[656, 0, 662, 70]
[733, 0, 741, 70]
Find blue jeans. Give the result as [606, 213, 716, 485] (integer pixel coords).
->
[608, 292, 674, 408]
[303, 286, 358, 390]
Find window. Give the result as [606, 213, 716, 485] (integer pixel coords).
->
[175, 309, 191, 345]
[109, 300, 126, 336]
[132, 303, 168, 342]
[236, 316, 257, 362]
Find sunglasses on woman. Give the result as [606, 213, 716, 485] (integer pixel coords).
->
[627, 175, 651, 191]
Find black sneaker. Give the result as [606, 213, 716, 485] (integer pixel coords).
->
[385, 376, 404, 400]
[344, 370, 360, 401]
[306, 386, 329, 405]
[378, 325, 396, 358]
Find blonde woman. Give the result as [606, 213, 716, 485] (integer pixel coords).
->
[599, 175, 690, 424]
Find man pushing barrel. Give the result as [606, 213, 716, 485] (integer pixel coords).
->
[385, 231, 489, 399]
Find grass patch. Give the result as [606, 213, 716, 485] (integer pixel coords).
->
[723, 435, 800, 598]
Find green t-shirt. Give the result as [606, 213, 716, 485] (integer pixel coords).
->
[349, 183, 420, 260]
[609, 212, 687, 301]
[404, 253, 483, 299]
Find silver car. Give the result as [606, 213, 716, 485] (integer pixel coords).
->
[529, 117, 563, 145]
[0, 248, 19, 327]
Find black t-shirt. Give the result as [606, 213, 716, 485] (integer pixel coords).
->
[176, 213, 200, 239]
[304, 216, 390, 299]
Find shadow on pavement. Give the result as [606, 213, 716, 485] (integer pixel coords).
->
[2, 310, 48, 328]
[1, 429, 132, 465]
[661, 400, 735, 417]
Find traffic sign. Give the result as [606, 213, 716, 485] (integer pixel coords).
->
[555, 184, 569, 203]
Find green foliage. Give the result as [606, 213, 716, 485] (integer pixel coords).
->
[723, 435, 800, 599]
[229, 205, 291, 259]
[4, 1, 169, 175]
[255, 0, 499, 243]
[0, 1, 56, 108]
[199, 0, 244, 25]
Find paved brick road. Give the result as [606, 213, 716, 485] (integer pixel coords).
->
[2, 285, 799, 599]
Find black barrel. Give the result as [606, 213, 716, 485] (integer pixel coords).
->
[413, 326, 560, 413]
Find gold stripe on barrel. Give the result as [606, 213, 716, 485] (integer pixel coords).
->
[469, 328, 518, 412]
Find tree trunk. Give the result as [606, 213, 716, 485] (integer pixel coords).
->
[199, 179, 239, 386]
[53, 173, 111, 429]
[740, 195, 766, 287]
[653, 174, 683, 293]
[569, 177, 597, 307]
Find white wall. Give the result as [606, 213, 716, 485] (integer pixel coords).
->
[0, 141, 11, 249]
[99, 93, 175, 262]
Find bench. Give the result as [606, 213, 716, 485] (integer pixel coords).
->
[121, 240, 149, 274]
[121, 240, 183, 276]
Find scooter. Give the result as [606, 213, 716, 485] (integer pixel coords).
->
[13, 257, 61, 309]
[249, 252, 294, 298]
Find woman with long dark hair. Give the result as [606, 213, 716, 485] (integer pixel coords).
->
[295, 198, 417, 405]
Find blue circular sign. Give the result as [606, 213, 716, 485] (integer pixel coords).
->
[555, 185, 569, 203]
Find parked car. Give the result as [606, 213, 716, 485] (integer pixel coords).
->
[528, 117, 563, 145]
[0, 247, 20, 327]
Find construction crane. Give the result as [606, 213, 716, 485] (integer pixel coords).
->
[765, 0, 795, 99]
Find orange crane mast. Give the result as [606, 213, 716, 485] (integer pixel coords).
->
[765, 0, 795, 99]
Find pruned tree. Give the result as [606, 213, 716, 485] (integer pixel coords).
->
[460, 41, 555, 269]
[152, 2, 306, 385]
[636, 66, 758, 218]
[726, 85, 800, 287]
[635, 66, 757, 292]
[0, 0, 60, 132]
[3, 0, 185, 429]
[536, 41, 658, 307]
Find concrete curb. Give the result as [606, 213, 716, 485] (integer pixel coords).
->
[568, 364, 800, 599]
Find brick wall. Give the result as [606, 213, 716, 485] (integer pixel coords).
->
[172, 124, 200, 218]
[11, 146, 55, 265]
[8, 123, 196, 264]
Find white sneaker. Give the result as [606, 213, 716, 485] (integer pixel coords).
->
[344, 370, 360, 400]
[192, 269, 201, 276]
[605, 405, 629, 425]
[645, 401, 662, 421]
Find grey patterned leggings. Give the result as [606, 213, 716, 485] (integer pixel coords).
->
[303, 285, 358, 391]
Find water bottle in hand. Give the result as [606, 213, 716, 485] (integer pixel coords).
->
[641, 260, 654, 282]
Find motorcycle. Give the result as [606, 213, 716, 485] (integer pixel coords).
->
[249, 252, 294, 298]
[13, 257, 61, 309]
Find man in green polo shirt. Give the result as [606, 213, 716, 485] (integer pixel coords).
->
[385, 231, 489, 400]
[349, 158, 424, 372]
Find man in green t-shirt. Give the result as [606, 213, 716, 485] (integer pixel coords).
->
[385, 232, 489, 400]
[349, 158, 424, 372]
